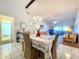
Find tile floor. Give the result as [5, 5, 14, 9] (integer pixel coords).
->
[0, 42, 79, 59]
[0, 42, 24, 59]
[57, 44, 79, 59]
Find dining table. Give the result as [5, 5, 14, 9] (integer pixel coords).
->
[30, 34, 56, 59]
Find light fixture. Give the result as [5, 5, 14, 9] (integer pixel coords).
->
[33, 16, 43, 21]
[37, 16, 40, 18]
[33, 0, 43, 21]
[53, 21, 58, 24]
[33, 16, 37, 20]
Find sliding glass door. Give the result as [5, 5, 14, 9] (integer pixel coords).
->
[0, 16, 12, 45]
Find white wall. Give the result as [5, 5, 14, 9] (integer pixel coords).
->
[74, 8, 79, 43]
[74, 9, 79, 33]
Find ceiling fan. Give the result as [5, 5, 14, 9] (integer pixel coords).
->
[25, 0, 35, 8]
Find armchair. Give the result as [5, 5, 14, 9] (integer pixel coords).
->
[62, 33, 77, 43]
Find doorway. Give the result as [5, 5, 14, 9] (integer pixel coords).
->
[0, 15, 14, 45]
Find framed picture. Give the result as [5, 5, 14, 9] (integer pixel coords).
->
[20, 22, 26, 31]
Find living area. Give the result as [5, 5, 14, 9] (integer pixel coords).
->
[0, 0, 79, 59]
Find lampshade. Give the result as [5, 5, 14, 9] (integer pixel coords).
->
[66, 27, 72, 32]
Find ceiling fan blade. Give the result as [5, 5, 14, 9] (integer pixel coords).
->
[26, 0, 35, 8]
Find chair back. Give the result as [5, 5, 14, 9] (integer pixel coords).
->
[53, 34, 59, 46]
[22, 32, 32, 48]
[51, 34, 59, 59]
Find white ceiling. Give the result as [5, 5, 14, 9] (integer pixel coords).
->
[26, 0, 79, 26]
[0, 0, 79, 27]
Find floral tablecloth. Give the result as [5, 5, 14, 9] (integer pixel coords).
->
[30, 35, 55, 59]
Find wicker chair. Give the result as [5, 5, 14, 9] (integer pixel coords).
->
[51, 34, 59, 59]
[37, 50, 45, 59]
[62, 33, 77, 43]
[22, 32, 38, 59]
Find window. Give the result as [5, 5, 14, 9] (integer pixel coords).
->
[53, 26, 71, 31]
